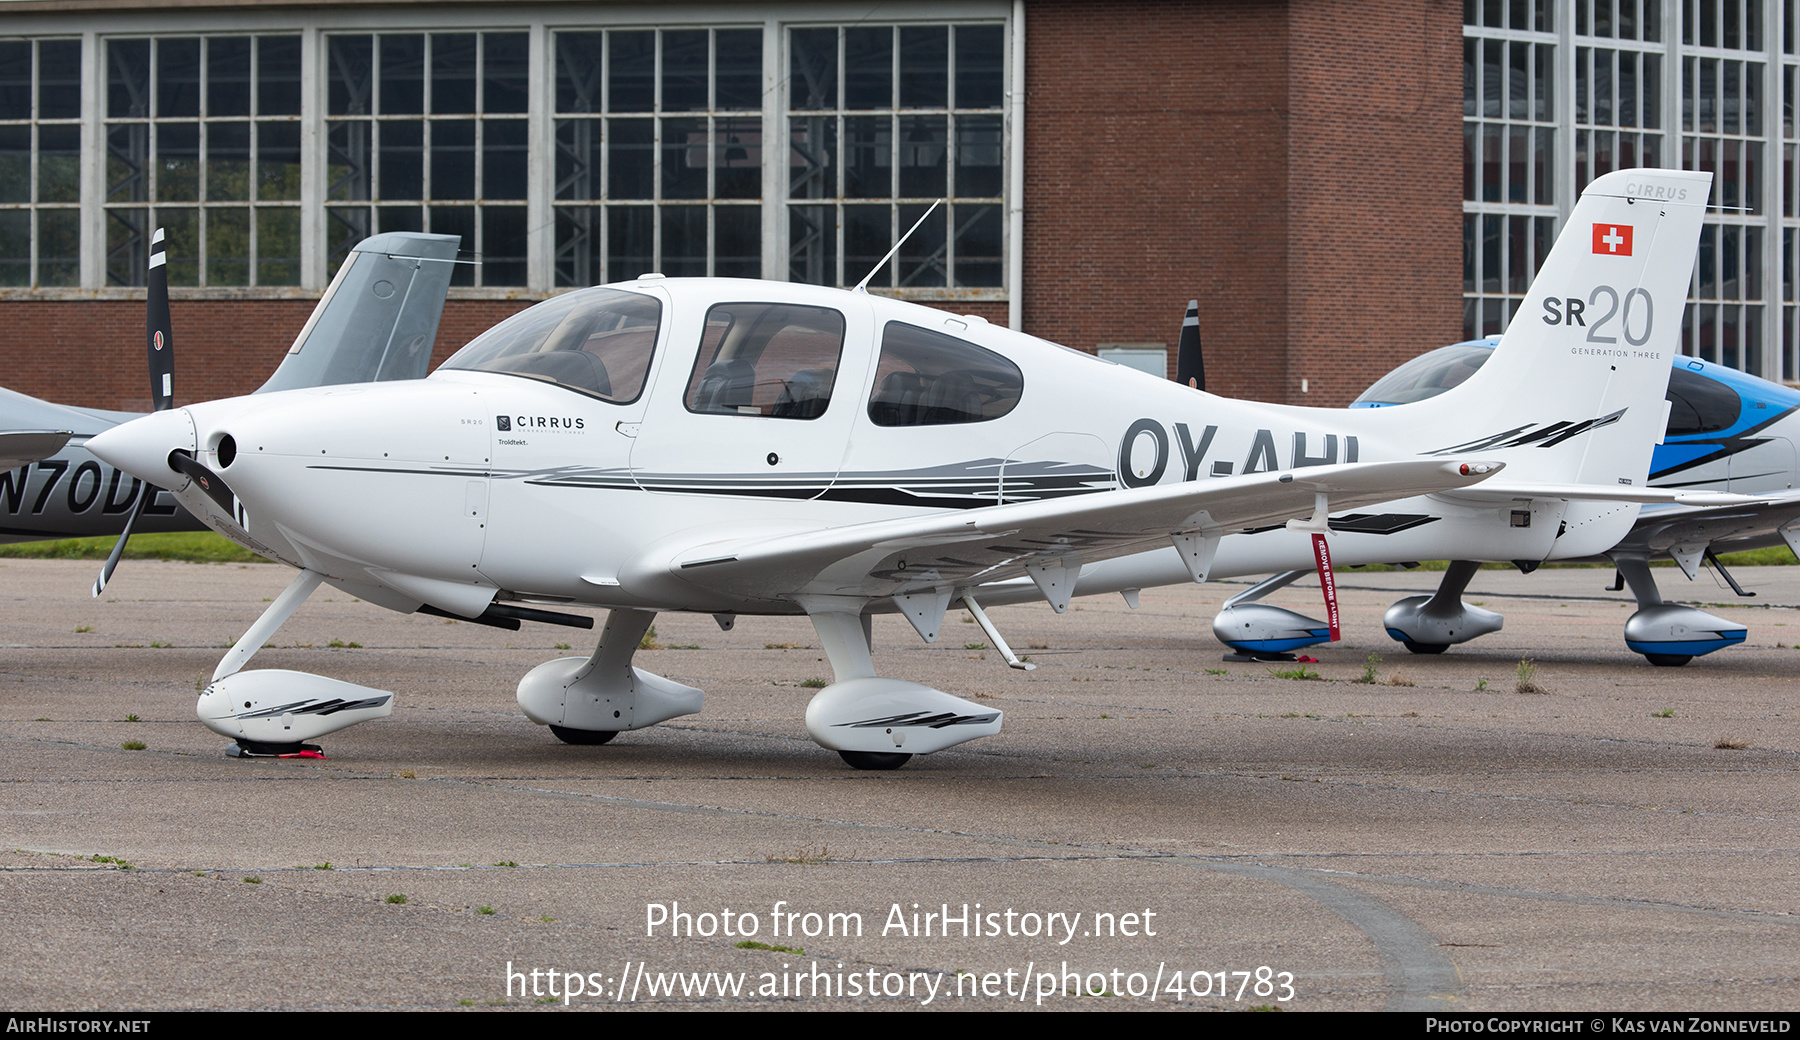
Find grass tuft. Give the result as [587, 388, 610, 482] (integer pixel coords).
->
[736, 940, 804, 954]
[1266, 664, 1320, 681]
[1515, 655, 1547, 695]
[120, 740, 146, 751]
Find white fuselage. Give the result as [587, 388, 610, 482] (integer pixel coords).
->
[137, 278, 1639, 619]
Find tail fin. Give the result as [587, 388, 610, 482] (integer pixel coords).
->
[257, 232, 460, 393]
[1405, 168, 1708, 492]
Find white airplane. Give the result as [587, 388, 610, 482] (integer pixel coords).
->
[0, 232, 460, 563]
[86, 168, 1734, 768]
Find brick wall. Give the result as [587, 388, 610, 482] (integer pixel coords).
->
[1285, 0, 1463, 405]
[1022, 0, 1462, 405]
[1023, 0, 1291, 401]
[0, 298, 535, 412]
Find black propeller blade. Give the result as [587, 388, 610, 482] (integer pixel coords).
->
[94, 227, 178, 598]
[167, 449, 236, 515]
[92, 490, 147, 597]
[1175, 299, 1205, 392]
[147, 227, 174, 411]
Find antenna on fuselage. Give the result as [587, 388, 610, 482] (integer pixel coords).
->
[852, 199, 943, 294]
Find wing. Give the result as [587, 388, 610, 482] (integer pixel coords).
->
[1435, 482, 1759, 506]
[621, 458, 1504, 606]
[1615, 490, 1800, 568]
[0, 430, 73, 472]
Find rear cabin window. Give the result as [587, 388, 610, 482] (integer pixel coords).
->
[440, 287, 659, 404]
[683, 303, 846, 419]
[867, 321, 1023, 426]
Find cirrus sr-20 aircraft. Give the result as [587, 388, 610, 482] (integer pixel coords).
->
[86, 168, 1740, 768]
[1203, 291, 1800, 668]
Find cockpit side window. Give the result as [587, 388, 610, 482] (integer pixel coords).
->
[1351, 341, 1493, 406]
[1665, 367, 1742, 436]
[682, 303, 846, 419]
[867, 321, 1023, 426]
[440, 287, 660, 404]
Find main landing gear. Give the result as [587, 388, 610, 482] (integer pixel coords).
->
[519, 598, 1001, 770]
[1382, 560, 1505, 654]
[516, 608, 704, 740]
[800, 599, 1001, 770]
[1210, 570, 1332, 660]
[1611, 552, 1746, 666]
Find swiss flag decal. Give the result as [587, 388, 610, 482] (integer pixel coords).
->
[1592, 223, 1633, 256]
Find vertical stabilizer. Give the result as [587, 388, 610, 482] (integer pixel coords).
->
[257, 232, 460, 393]
[1403, 169, 1708, 491]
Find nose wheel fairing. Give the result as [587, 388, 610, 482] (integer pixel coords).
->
[197, 568, 398, 757]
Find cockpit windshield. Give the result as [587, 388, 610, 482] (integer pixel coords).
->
[440, 287, 661, 403]
[1351, 340, 1494, 407]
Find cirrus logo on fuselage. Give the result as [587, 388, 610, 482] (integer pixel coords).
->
[497, 414, 585, 433]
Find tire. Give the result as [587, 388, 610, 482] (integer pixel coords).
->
[550, 725, 618, 745]
[838, 750, 912, 770]
[1402, 640, 1449, 655]
[1644, 653, 1692, 667]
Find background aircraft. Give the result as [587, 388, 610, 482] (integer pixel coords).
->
[0, 232, 460, 548]
[84, 169, 1726, 768]
[1206, 335, 1800, 665]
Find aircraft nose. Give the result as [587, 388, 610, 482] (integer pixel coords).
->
[85, 408, 196, 488]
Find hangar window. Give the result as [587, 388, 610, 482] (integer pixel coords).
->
[867, 321, 1021, 426]
[323, 31, 528, 287]
[683, 302, 846, 419]
[0, 37, 80, 288]
[551, 28, 765, 287]
[441, 286, 661, 403]
[103, 34, 304, 288]
[788, 24, 1006, 294]
[0, 8, 1013, 303]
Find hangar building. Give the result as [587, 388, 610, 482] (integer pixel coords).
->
[0, 1, 1784, 410]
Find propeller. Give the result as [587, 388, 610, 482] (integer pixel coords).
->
[94, 228, 176, 597]
[167, 448, 236, 514]
[1175, 299, 1205, 392]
